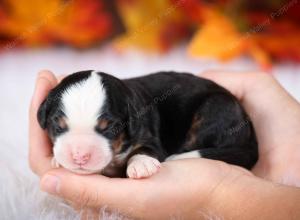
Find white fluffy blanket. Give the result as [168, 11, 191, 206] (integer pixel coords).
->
[0, 47, 299, 219]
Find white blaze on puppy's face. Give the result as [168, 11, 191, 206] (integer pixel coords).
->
[53, 71, 113, 174]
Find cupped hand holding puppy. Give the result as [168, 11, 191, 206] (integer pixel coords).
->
[29, 70, 300, 219]
[201, 71, 300, 185]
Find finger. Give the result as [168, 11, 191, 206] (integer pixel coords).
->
[40, 169, 144, 217]
[200, 70, 268, 101]
[29, 70, 57, 176]
[201, 70, 300, 117]
[199, 70, 277, 119]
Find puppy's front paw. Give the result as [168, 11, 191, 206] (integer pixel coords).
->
[127, 154, 161, 179]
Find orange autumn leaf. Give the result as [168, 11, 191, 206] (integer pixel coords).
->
[45, 0, 114, 47]
[0, 0, 115, 49]
[0, 0, 61, 47]
[188, 9, 246, 60]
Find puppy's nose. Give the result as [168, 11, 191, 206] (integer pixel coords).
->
[72, 152, 91, 165]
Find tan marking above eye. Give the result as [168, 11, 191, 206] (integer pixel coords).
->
[58, 117, 67, 129]
[98, 119, 109, 130]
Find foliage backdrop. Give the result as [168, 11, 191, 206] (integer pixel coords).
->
[0, 0, 299, 68]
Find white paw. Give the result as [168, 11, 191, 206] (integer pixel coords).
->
[127, 154, 161, 179]
[51, 157, 60, 168]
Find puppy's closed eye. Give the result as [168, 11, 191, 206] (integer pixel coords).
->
[50, 115, 68, 135]
[96, 117, 118, 139]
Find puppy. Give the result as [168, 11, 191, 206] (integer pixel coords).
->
[37, 71, 258, 178]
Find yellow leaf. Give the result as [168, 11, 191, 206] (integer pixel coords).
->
[114, 0, 187, 52]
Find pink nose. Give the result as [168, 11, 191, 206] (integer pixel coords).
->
[72, 152, 91, 165]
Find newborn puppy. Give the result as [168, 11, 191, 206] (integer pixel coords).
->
[37, 71, 258, 178]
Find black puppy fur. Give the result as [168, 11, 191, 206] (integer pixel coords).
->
[38, 71, 258, 177]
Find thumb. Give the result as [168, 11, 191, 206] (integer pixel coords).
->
[200, 70, 269, 101]
[40, 169, 143, 212]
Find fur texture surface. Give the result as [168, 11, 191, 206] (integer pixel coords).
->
[0, 48, 299, 219]
[0, 144, 126, 220]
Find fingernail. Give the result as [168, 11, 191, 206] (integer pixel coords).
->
[41, 174, 60, 194]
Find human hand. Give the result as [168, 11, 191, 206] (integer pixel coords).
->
[202, 71, 300, 186]
[29, 70, 58, 176]
[40, 158, 251, 219]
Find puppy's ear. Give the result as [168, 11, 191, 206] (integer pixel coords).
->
[37, 97, 52, 129]
[99, 72, 131, 115]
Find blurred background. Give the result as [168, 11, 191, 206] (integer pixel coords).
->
[0, 0, 300, 218]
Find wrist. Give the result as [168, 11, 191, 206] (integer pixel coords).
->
[206, 172, 300, 219]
